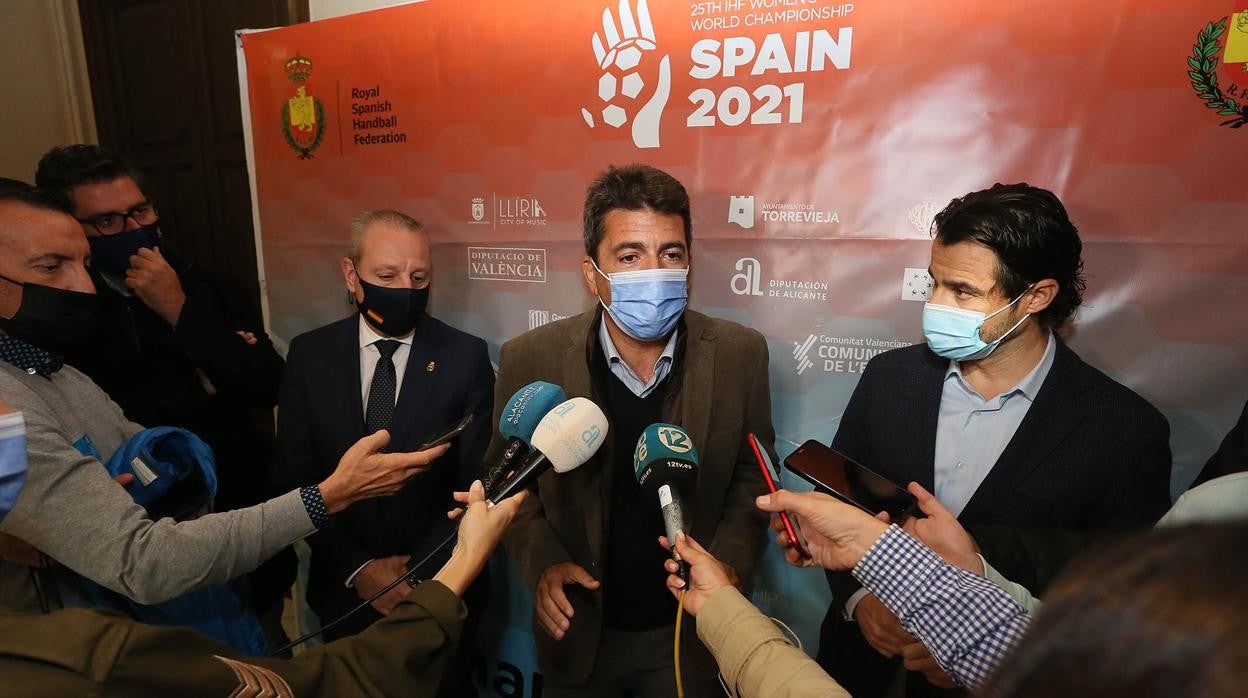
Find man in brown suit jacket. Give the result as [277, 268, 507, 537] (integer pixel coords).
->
[486, 165, 774, 696]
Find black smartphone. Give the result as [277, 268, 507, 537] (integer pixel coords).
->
[783, 439, 919, 523]
[415, 413, 474, 451]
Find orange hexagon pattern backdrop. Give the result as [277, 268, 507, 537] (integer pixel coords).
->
[242, 0, 1248, 679]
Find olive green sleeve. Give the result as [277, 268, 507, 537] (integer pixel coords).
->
[279, 580, 467, 696]
[90, 581, 466, 698]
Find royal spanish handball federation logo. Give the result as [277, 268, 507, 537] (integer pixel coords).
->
[581, 0, 672, 148]
[1187, 8, 1248, 129]
[281, 54, 327, 158]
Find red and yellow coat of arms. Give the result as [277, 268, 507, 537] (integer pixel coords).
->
[1188, 3, 1248, 128]
[281, 55, 327, 157]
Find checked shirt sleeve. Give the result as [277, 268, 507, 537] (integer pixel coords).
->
[852, 526, 1030, 689]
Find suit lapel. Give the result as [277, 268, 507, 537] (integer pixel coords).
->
[389, 319, 440, 448]
[561, 313, 595, 401]
[908, 350, 946, 493]
[958, 342, 1090, 523]
[677, 313, 716, 534]
[562, 313, 605, 564]
[337, 318, 366, 436]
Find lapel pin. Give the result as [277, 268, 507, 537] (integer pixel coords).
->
[426, 360, 436, 372]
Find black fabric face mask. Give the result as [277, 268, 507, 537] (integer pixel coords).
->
[0, 273, 99, 353]
[356, 277, 428, 337]
[87, 223, 161, 275]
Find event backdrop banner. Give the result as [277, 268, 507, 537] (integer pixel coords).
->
[241, 0, 1248, 691]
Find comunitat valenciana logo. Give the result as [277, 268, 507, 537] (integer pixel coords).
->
[583, 0, 856, 148]
[792, 333, 908, 377]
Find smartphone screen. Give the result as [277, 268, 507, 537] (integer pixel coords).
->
[416, 413, 474, 451]
[748, 434, 810, 558]
[783, 439, 919, 522]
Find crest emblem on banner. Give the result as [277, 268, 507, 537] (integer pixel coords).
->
[281, 54, 327, 158]
[472, 197, 485, 221]
[1187, 8, 1248, 129]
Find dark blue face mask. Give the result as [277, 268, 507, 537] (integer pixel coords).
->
[88, 223, 161, 275]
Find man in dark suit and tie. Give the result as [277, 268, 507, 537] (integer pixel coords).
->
[274, 210, 494, 656]
[818, 183, 1172, 698]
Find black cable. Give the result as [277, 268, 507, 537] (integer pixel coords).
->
[42, 554, 64, 610]
[269, 526, 460, 656]
[30, 567, 50, 615]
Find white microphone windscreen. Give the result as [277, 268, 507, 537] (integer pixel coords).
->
[529, 397, 609, 473]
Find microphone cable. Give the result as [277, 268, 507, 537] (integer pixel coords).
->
[269, 526, 459, 656]
[673, 588, 687, 698]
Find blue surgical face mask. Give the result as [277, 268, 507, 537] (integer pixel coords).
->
[0, 412, 27, 523]
[923, 287, 1033, 361]
[591, 259, 688, 342]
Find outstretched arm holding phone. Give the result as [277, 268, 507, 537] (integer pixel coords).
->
[661, 489, 1032, 695]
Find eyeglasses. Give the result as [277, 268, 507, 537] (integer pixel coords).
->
[77, 202, 158, 236]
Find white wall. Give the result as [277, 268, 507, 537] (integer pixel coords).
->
[309, 0, 417, 21]
[0, 0, 96, 181]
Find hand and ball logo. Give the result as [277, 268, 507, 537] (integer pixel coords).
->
[581, 0, 672, 148]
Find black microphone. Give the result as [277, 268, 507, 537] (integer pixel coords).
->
[487, 397, 608, 504]
[484, 381, 568, 492]
[633, 422, 699, 581]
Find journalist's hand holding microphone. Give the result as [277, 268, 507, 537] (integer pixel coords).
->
[436, 480, 527, 597]
[661, 533, 731, 616]
[457, 390, 610, 641]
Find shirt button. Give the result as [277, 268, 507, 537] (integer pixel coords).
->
[956, 461, 966, 470]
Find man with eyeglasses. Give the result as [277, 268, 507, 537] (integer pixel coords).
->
[33, 145, 293, 645]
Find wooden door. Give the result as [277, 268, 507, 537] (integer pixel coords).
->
[78, 0, 309, 308]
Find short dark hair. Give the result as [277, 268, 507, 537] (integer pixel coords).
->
[0, 178, 66, 214]
[986, 523, 1248, 698]
[933, 183, 1086, 327]
[35, 144, 145, 213]
[582, 164, 691, 263]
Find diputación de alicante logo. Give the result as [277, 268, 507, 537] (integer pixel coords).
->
[281, 54, 327, 158]
[1187, 8, 1248, 129]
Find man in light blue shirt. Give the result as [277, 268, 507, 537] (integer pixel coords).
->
[598, 316, 677, 399]
[820, 183, 1172, 698]
[934, 333, 1056, 517]
[487, 164, 775, 696]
